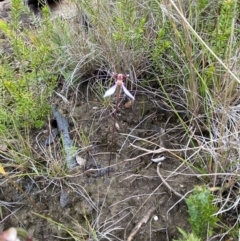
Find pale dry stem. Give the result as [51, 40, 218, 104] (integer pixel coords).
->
[156, 163, 183, 199]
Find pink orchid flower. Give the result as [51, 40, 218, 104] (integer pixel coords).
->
[104, 73, 135, 100]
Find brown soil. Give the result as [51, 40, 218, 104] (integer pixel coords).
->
[0, 87, 201, 240]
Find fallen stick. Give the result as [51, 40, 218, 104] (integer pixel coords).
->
[127, 206, 156, 241]
[52, 106, 77, 169]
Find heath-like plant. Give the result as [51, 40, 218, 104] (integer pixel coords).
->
[0, 0, 57, 130]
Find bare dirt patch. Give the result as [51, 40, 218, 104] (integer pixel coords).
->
[0, 84, 201, 240]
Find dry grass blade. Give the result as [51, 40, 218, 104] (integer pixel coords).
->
[0, 164, 40, 210]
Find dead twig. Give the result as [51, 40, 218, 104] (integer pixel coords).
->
[127, 206, 156, 241]
[156, 163, 183, 199]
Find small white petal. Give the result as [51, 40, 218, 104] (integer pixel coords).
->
[122, 85, 135, 100]
[104, 84, 117, 98]
[122, 85, 134, 100]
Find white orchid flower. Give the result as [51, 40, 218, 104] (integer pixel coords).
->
[104, 73, 135, 100]
[0, 227, 32, 241]
[0, 228, 19, 241]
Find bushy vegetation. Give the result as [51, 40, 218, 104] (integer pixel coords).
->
[0, 0, 239, 239]
[186, 186, 219, 238]
[174, 228, 201, 241]
[0, 0, 60, 132]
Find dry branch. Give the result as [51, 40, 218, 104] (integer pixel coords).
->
[127, 206, 156, 241]
[157, 163, 183, 199]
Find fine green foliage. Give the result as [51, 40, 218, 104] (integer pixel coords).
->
[0, 0, 57, 131]
[152, 0, 239, 115]
[211, 0, 236, 58]
[174, 228, 201, 241]
[186, 186, 219, 238]
[150, 25, 171, 73]
[62, 0, 170, 78]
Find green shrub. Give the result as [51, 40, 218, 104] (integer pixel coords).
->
[0, 0, 57, 130]
[174, 228, 201, 241]
[186, 186, 219, 238]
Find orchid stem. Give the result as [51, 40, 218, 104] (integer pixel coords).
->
[108, 89, 120, 175]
